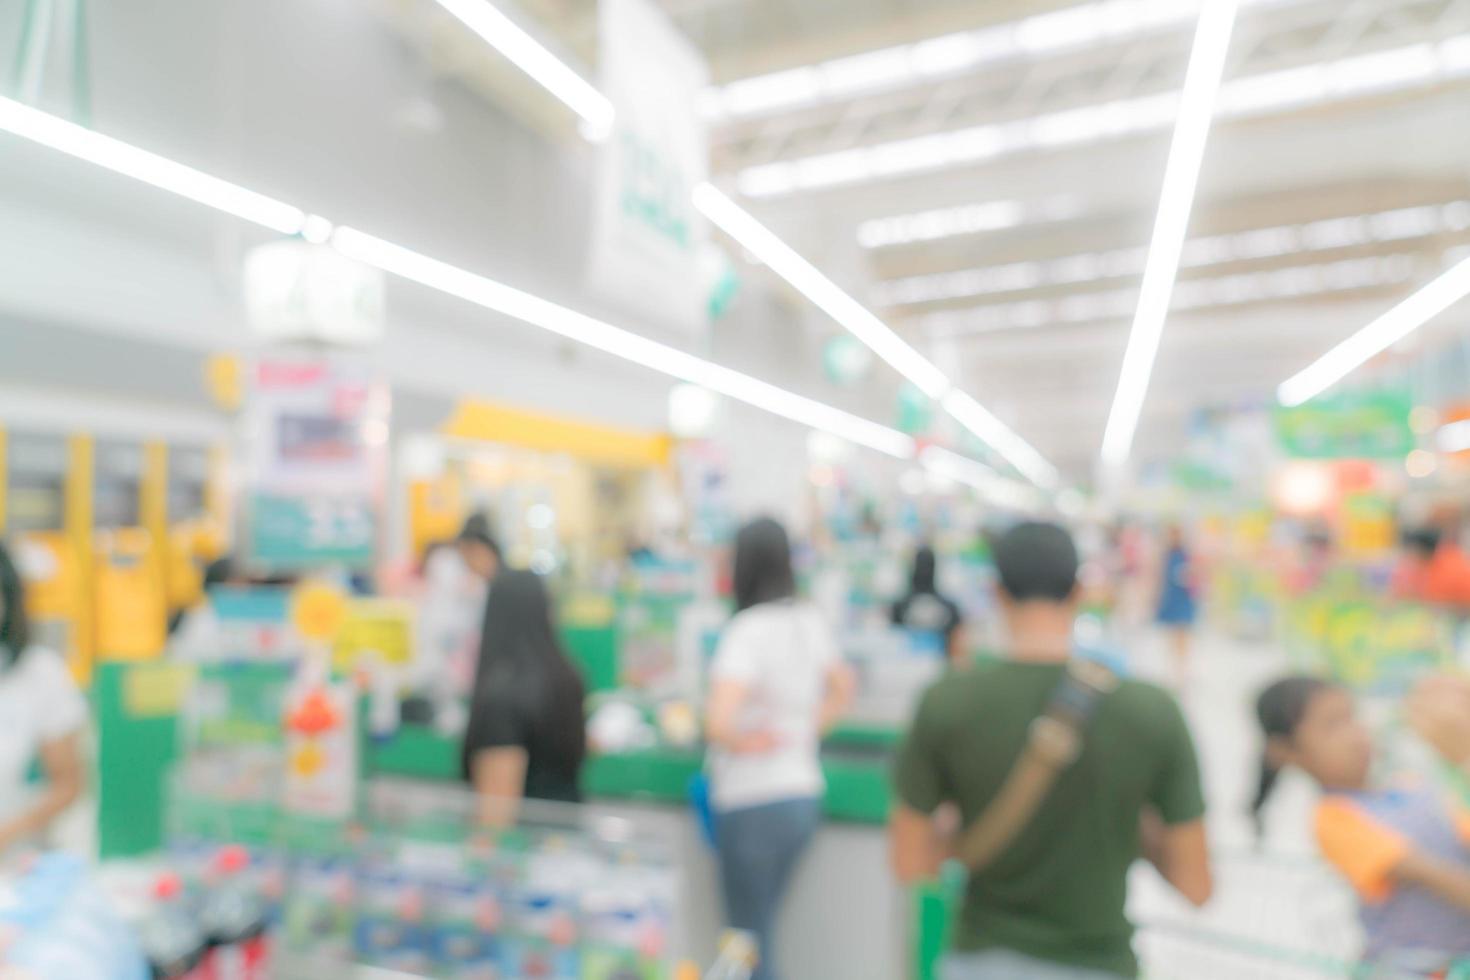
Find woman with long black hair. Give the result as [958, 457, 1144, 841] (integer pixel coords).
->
[461, 570, 586, 826]
[0, 541, 86, 854]
[705, 518, 856, 980]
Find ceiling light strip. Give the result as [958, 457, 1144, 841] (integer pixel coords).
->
[430, 0, 1056, 483]
[942, 391, 1058, 487]
[1277, 253, 1470, 406]
[918, 445, 1042, 511]
[433, 0, 615, 134]
[0, 96, 913, 460]
[1101, 1, 1239, 468]
[692, 183, 1055, 482]
[692, 182, 950, 398]
[0, 96, 308, 235]
[330, 226, 916, 457]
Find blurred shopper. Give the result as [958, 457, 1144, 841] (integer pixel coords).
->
[413, 537, 494, 724]
[891, 545, 967, 665]
[168, 555, 248, 659]
[456, 512, 503, 585]
[705, 517, 856, 980]
[0, 541, 87, 855]
[462, 570, 587, 827]
[1406, 672, 1470, 777]
[891, 522, 1211, 980]
[1392, 525, 1470, 610]
[1155, 526, 1199, 686]
[1252, 676, 1470, 973]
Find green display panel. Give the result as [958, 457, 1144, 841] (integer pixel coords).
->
[94, 662, 180, 858]
[1274, 388, 1413, 459]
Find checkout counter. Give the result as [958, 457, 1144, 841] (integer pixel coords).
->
[94, 603, 930, 978]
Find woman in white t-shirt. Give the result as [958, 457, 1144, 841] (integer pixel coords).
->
[0, 542, 86, 855]
[705, 518, 855, 980]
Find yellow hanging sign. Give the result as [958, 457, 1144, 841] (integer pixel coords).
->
[332, 599, 415, 673]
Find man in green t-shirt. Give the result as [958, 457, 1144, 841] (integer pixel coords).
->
[891, 522, 1212, 979]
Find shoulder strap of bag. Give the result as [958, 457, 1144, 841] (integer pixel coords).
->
[958, 659, 1119, 873]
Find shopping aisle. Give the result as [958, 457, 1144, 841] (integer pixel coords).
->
[1125, 629, 1362, 979]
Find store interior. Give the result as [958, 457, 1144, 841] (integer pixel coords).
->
[3, 0, 1470, 977]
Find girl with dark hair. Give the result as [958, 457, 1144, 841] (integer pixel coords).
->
[461, 570, 586, 827]
[890, 545, 966, 664]
[1252, 675, 1470, 973]
[706, 518, 856, 980]
[0, 541, 86, 854]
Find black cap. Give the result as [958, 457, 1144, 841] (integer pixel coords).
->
[993, 521, 1079, 603]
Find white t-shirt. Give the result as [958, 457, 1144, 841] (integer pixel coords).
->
[0, 647, 87, 824]
[707, 601, 839, 812]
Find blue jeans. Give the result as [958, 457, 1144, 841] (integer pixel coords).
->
[716, 797, 821, 980]
[942, 951, 1127, 980]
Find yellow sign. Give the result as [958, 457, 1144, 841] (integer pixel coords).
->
[333, 599, 415, 673]
[205, 353, 244, 411]
[409, 474, 464, 561]
[442, 399, 673, 468]
[96, 527, 168, 661]
[290, 581, 350, 643]
[19, 531, 77, 620]
[123, 662, 197, 718]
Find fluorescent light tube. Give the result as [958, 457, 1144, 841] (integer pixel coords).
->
[919, 445, 1041, 510]
[433, 0, 615, 135]
[0, 95, 307, 235]
[1100, 1, 1239, 468]
[0, 94, 915, 460]
[1278, 253, 1470, 406]
[692, 181, 951, 399]
[942, 390, 1059, 488]
[330, 226, 917, 458]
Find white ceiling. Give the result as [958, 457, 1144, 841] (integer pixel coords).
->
[8, 0, 1470, 489]
[404, 0, 1470, 481]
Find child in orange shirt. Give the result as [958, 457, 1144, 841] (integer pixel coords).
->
[1252, 676, 1470, 976]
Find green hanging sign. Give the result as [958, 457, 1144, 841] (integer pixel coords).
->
[823, 335, 872, 386]
[1274, 389, 1414, 459]
[896, 384, 933, 435]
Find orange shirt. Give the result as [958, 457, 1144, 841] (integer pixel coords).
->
[1424, 546, 1470, 607]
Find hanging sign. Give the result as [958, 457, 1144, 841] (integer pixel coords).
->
[243, 241, 385, 346]
[1274, 390, 1414, 459]
[242, 358, 387, 571]
[585, 0, 710, 334]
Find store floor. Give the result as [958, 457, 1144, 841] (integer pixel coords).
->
[1124, 628, 1361, 979]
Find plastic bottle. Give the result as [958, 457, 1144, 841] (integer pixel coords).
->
[199, 846, 272, 980]
[138, 874, 208, 980]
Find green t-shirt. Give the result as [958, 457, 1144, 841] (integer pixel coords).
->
[894, 661, 1206, 978]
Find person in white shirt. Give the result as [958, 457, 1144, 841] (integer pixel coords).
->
[0, 541, 86, 855]
[705, 518, 856, 980]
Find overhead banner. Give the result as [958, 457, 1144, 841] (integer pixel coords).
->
[587, 0, 709, 334]
[242, 358, 388, 571]
[1274, 389, 1414, 459]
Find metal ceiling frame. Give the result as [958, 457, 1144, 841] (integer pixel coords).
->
[715, 0, 1470, 180]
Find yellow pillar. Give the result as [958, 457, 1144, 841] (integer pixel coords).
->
[65, 435, 95, 685]
[206, 443, 231, 554]
[142, 441, 169, 601]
